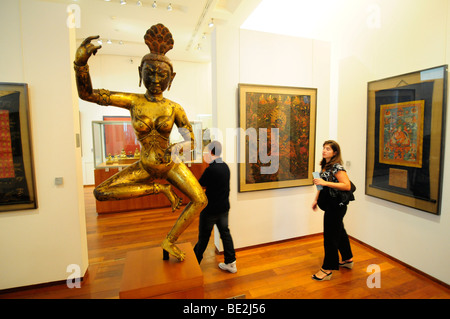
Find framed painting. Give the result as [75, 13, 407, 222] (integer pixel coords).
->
[366, 65, 447, 215]
[238, 84, 317, 192]
[0, 83, 37, 212]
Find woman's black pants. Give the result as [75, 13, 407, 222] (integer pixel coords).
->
[322, 204, 353, 270]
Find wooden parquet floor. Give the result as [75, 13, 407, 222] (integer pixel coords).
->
[1, 186, 449, 299]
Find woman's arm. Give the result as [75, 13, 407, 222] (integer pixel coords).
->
[312, 190, 320, 211]
[74, 36, 133, 110]
[313, 170, 351, 191]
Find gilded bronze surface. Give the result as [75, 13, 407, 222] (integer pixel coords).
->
[74, 24, 207, 261]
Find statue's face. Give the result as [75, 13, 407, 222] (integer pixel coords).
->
[140, 60, 173, 95]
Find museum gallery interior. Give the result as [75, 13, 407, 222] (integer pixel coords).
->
[1, 0, 450, 299]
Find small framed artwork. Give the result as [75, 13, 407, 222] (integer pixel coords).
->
[238, 84, 317, 192]
[0, 83, 37, 212]
[366, 65, 447, 215]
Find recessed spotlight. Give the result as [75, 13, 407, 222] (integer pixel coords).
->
[152, 1, 157, 8]
[167, 3, 172, 11]
[136, 1, 142, 6]
[97, 39, 103, 45]
[120, 0, 127, 5]
[208, 19, 214, 28]
[107, 39, 112, 44]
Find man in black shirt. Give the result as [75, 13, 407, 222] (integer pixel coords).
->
[193, 141, 237, 273]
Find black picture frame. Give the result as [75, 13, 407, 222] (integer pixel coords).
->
[0, 83, 37, 212]
[365, 66, 447, 215]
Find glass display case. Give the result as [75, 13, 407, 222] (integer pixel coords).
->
[170, 120, 203, 163]
[92, 120, 203, 169]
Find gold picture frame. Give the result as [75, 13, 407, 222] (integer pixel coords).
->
[238, 84, 317, 192]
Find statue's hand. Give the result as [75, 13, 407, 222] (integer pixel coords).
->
[74, 35, 102, 66]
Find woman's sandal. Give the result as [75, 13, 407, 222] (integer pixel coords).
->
[312, 269, 332, 281]
[339, 260, 354, 269]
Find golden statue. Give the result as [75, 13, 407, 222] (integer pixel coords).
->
[105, 153, 114, 165]
[74, 24, 207, 261]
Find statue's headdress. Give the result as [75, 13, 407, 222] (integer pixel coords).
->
[141, 24, 174, 71]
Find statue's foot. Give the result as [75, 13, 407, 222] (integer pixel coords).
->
[161, 238, 185, 261]
[160, 184, 183, 212]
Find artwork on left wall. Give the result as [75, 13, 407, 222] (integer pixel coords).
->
[0, 83, 37, 212]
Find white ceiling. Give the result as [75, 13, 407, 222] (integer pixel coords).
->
[58, 0, 260, 62]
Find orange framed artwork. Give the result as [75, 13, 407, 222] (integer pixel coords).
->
[378, 100, 425, 168]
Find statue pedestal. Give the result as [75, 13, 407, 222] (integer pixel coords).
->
[119, 243, 204, 299]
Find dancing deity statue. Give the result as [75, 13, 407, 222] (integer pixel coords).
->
[74, 24, 207, 261]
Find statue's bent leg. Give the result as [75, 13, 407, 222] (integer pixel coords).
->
[94, 162, 159, 201]
[159, 184, 183, 212]
[162, 163, 207, 261]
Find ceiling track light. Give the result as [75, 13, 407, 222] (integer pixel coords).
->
[208, 18, 214, 28]
[152, 1, 157, 8]
[120, 0, 127, 5]
[136, 0, 142, 6]
[96, 39, 125, 46]
[167, 3, 173, 11]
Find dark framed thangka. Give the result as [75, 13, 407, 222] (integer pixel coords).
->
[0, 83, 37, 212]
[238, 84, 317, 192]
[366, 65, 447, 215]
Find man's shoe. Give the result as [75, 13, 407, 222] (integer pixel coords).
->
[218, 261, 237, 273]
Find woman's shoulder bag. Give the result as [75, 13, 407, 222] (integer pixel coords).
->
[328, 181, 356, 207]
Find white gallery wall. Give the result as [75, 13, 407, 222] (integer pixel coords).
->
[0, 0, 88, 290]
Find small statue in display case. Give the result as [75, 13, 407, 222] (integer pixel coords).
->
[119, 149, 127, 158]
[133, 148, 140, 159]
[74, 24, 207, 261]
[105, 154, 114, 165]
